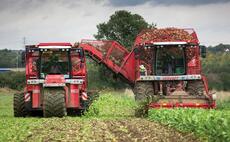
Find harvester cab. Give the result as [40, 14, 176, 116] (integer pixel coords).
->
[155, 44, 185, 75]
[14, 43, 89, 117]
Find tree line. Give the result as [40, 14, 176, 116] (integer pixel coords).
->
[202, 44, 230, 91]
[0, 49, 23, 68]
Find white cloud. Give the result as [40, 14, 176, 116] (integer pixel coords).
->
[0, 0, 229, 49]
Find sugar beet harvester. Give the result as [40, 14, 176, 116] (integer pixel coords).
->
[80, 28, 216, 109]
[14, 43, 91, 117]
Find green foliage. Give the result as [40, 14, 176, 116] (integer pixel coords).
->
[0, 72, 25, 90]
[0, 49, 23, 68]
[0, 92, 13, 117]
[217, 99, 230, 110]
[84, 92, 137, 118]
[87, 59, 129, 90]
[207, 44, 230, 53]
[202, 44, 230, 90]
[0, 93, 42, 141]
[94, 10, 155, 50]
[148, 109, 230, 142]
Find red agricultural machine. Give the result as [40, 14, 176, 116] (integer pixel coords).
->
[80, 28, 216, 109]
[14, 43, 90, 117]
[14, 28, 216, 118]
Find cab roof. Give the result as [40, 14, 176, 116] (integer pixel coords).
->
[38, 43, 72, 47]
[25, 43, 73, 49]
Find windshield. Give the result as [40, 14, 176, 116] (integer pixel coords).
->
[40, 50, 69, 78]
[156, 46, 185, 75]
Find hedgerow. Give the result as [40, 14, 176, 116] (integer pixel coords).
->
[0, 72, 25, 90]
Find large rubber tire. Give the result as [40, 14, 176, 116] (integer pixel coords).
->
[14, 93, 27, 117]
[162, 83, 168, 96]
[133, 82, 155, 102]
[133, 82, 154, 117]
[187, 81, 204, 96]
[43, 89, 66, 117]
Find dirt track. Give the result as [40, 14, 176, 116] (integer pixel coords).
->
[26, 118, 198, 142]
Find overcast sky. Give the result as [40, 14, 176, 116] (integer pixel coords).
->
[0, 0, 230, 49]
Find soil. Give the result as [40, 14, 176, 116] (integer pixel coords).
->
[26, 118, 199, 142]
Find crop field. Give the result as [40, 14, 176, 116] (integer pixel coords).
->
[0, 89, 229, 142]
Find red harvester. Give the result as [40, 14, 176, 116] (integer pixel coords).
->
[80, 28, 216, 109]
[14, 43, 91, 117]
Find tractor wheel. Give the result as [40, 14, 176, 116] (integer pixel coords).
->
[187, 81, 204, 96]
[162, 83, 168, 96]
[14, 93, 27, 117]
[133, 82, 155, 102]
[133, 82, 154, 117]
[43, 89, 66, 117]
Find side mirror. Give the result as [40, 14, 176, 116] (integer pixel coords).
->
[200, 45, 206, 58]
[21, 51, 25, 65]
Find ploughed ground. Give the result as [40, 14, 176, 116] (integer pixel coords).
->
[26, 117, 198, 142]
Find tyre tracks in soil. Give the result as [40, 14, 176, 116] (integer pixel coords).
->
[26, 118, 199, 142]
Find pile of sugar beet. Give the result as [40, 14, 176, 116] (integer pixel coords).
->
[138, 28, 194, 44]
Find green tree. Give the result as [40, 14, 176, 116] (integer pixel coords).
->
[0, 49, 24, 68]
[94, 10, 155, 50]
[202, 45, 230, 90]
[93, 10, 155, 89]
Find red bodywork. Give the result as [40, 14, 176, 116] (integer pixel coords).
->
[24, 43, 88, 111]
[80, 28, 216, 109]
